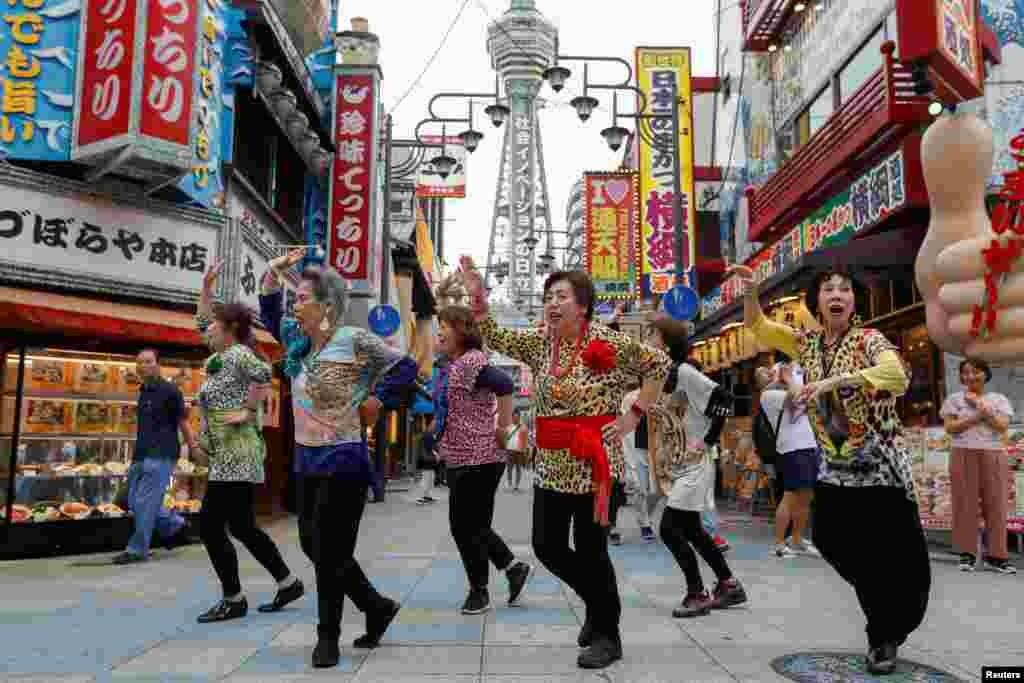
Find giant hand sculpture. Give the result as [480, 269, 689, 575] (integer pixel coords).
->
[915, 111, 1024, 360]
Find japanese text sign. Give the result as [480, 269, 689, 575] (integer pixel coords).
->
[507, 102, 537, 296]
[328, 72, 375, 281]
[896, 0, 983, 101]
[76, 0, 139, 146]
[178, 0, 230, 206]
[635, 47, 696, 287]
[584, 172, 638, 299]
[139, 0, 199, 146]
[0, 182, 218, 292]
[801, 148, 906, 252]
[73, 0, 201, 169]
[0, 0, 82, 162]
[417, 135, 467, 199]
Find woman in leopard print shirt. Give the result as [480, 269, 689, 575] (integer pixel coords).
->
[736, 264, 929, 675]
[461, 257, 670, 671]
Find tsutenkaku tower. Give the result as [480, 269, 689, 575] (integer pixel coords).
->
[485, 0, 557, 316]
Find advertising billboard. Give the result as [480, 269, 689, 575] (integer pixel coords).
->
[584, 172, 639, 300]
[417, 135, 467, 199]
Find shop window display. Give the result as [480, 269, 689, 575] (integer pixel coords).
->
[1, 347, 209, 528]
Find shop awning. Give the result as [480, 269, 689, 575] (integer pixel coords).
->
[0, 287, 280, 358]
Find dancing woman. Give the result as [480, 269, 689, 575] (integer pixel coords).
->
[194, 262, 303, 624]
[734, 263, 929, 675]
[460, 257, 670, 670]
[435, 305, 532, 614]
[643, 318, 746, 618]
[260, 250, 418, 668]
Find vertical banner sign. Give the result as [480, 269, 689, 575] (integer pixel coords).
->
[179, 0, 230, 207]
[0, 0, 81, 161]
[76, 0, 138, 147]
[584, 171, 638, 299]
[329, 72, 375, 281]
[938, 0, 980, 89]
[635, 47, 696, 296]
[139, 0, 199, 145]
[507, 90, 536, 298]
[416, 135, 468, 198]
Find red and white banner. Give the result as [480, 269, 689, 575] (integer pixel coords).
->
[140, 0, 199, 145]
[328, 73, 375, 281]
[78, 0, 139, 146]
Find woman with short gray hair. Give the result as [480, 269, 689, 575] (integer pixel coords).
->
[260, 249, 419, 668]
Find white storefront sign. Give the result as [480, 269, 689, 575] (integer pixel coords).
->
[227, 183, 293, 314]
[0, 184, 217, 293]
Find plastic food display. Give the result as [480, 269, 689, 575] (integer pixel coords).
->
[1, 348, 208, 526]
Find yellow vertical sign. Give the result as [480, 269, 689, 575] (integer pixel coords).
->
[635, 47, 696, 283]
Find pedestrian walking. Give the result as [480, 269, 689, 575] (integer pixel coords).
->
[618, 385, 659, 543]
[193, 261, 303, 626]
[941, 358, 1016, 574]
[260, 249, 418, 667]
[643, 319, 747, 619]
[461, 257, 671, 670]
[435, 305, 533, 615]
[414, 427, 440, 505]
[111, 349, 193, 564]
[755, 364, 822, 558]
[502, 412, 529, 491]
[736, 263, 930, 675]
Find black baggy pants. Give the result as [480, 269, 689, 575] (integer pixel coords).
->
[447, 462, 515, 588]
[813, 483, 931, 649]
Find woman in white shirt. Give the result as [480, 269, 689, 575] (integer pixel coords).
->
[940, 358, 1016, 574]
[644, 318, 747, 619]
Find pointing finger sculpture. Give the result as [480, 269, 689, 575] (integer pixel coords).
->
[914, 111, 1024, 360]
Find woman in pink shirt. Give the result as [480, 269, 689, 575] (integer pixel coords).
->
[941, 358, 1016, 574]
[437, 306, 533, 614]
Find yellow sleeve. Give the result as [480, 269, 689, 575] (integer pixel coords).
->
[859, 350, 908, 395]
[750, 315, 799, 359]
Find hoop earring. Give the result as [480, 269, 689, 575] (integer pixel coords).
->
[851, 313, 863, 327]
[319, 316, 331, 332]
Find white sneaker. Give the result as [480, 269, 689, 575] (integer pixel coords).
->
[774, 543, 796, 558]
[792, 541, 821, 557]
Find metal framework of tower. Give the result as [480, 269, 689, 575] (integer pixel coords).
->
[484, 0, 557, 322]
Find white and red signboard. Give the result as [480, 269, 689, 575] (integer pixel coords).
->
[77, 0, 139, 146]
[73, 0, 201, 173]
[328, 73, 375, 281]
[139, 0, 199, 146]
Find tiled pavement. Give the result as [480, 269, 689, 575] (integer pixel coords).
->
[2, 476, 1020, 682]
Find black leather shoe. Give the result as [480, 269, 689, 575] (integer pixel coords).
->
[506, 561, 533, 605]
[353, 598, 400, 649]
[312, 636, 340, 668]
[577, 635, 623, 669]
[577, 617, 593, 648]
[197, 598, 248, 623]
[866, 643, 899, 675]
[257, 579, 305, 613]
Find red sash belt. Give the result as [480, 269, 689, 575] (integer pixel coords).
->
[535, 415, 616, 527]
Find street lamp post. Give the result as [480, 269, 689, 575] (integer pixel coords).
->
[543, 53, 688, 280]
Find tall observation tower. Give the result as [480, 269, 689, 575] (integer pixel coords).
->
[485, 0, 557, 316]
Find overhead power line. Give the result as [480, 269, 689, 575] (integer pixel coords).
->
[387, 0, 473, 116]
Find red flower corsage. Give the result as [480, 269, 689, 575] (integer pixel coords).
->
[581, 340, 617, 374]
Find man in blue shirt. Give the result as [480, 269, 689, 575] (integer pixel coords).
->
[113, 349, 196, 564]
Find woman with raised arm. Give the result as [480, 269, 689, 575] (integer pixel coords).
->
[259, 249, 418, 669]
[193, 261, 303, 626]
[460, 256, 670, 671]
[733, 263, 929, 676]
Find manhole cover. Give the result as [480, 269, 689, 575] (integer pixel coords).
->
[771, 652, 968, 683]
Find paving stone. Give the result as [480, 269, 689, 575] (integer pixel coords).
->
[356, 645, 483, 676]
[229, 645, 365, 675]
[482, 646, 581, 675]
[112, 640, 261, 678]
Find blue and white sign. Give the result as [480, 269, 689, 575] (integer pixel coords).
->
[664, 285, 699, 321]
[368, 304, 401, 338]
[0, 1, 80, 161]
[595, 302, 614, 318]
